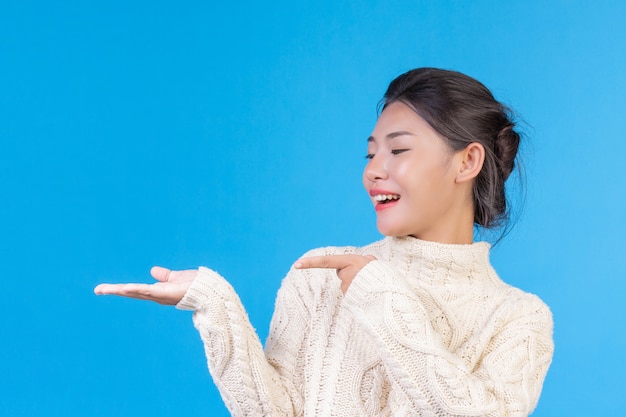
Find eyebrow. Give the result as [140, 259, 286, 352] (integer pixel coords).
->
[367, 130, 415, 142]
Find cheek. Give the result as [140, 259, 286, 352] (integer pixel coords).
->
[394, 161, 444, 204]
[392, 161, 420, 190]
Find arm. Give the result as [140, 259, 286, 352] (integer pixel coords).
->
[263, 270, 312, 416]
[176, 267, 300, 417]
[342, 260, 554, 417]
[95, 266, 303, 416]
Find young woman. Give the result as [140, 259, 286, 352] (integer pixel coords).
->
[95, 68, 554, 416]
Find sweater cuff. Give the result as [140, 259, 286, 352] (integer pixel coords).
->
[343, 260, 394, 308]
[176, 266, 224, 311]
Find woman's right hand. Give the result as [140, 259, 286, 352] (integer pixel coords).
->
[94, 266, 197, 305]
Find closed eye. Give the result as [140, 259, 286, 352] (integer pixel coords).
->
[391, 149, 409, 155]
[365, 153, 374, 160]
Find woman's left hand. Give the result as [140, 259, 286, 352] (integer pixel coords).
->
[294, 254, 376, 293]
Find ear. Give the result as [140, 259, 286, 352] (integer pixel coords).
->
[455, 142, 485, 184]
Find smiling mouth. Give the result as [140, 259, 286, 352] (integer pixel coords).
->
[373, 194, 400, 204]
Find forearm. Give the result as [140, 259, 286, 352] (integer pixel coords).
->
[178, 267, 294, 416]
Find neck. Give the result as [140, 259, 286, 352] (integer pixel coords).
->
[410, 206, 475, 244]
[411, 225, 474, 244]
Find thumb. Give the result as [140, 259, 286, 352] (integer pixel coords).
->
[150, 266, 171, 282]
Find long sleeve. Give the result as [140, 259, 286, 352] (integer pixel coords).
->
[176, 267, 299, 416]
[342, 260, 554, 417]
[175, 237, 553, 416]
[264, 269, 314, 416]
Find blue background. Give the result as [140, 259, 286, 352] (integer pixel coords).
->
[1, 1, 624, 416]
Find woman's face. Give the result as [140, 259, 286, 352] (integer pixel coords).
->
[363, 101, 469, 242]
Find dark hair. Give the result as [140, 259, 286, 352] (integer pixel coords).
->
[380, 67, 522, 231]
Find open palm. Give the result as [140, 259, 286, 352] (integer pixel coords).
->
[94, 266, 197, 305]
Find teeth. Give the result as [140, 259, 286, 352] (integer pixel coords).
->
[373, 194, 400, 202]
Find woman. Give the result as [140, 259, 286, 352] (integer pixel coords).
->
[95, 68, 554, 416]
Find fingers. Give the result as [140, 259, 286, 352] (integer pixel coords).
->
[94, 283, 149, 297]
[94, 266, 170, 296]
[93, 282, 175, 304]
[94, 283, 119, 295]
[93, 266, 196, 306]
[294, 254, 377, 270]
[294, 255, 351, 270]
[94, 264, 165, 297]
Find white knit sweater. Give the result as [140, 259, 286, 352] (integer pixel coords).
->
[177, 236, 553, 416]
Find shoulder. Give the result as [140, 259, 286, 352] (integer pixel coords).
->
[504, 286, 551, 313]
[483, 262, 553, 326]
[495, 286, 554, 333]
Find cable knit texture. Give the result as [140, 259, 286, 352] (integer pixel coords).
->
[177, 237, 553, 416]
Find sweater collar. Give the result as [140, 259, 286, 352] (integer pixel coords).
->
[383, 236, 492, 282]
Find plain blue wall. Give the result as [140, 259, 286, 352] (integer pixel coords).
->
[1, 1, 624, 416]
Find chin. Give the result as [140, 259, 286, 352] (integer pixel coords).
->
[376, 222, 411, 237]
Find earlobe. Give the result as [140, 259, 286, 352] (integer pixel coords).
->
[455, 143, 485, 183]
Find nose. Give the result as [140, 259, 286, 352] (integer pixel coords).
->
[363, 154, 388, 183]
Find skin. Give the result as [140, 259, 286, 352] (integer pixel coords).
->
[94, 101, 485, 301]
[94, 266, 196, 305]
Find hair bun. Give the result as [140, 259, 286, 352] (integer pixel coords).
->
[494, 124, 520, 181]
